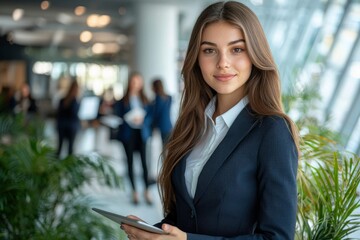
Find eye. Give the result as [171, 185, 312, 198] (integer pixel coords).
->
[233, 47, 244, 53]
[202, 48, 216, 54]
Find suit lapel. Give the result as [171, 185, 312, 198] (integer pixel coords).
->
[173, 152, 194, 207]
[193, 106, 259, 204]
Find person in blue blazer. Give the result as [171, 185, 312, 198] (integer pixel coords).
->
[113, 71, 153, 205]
[150, 78, 173, 146]
[121, 1, 300, 240]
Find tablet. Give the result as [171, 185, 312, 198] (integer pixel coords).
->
[92, 208, 167, 234]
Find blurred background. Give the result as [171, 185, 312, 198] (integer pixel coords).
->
[0, 0, 359, 155]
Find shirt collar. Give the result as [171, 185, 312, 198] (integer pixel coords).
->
[222, 96, 249, 127]
[205, 96, 249, 128]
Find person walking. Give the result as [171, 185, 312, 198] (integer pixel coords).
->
[56, 79, 81, 157]
[114, 71, 153, 205]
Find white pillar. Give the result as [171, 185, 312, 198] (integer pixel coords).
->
[134, 3, 179, 98]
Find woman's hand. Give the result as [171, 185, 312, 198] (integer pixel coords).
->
[121, 215, 187, 240]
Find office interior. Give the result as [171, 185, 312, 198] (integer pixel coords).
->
[1, 0, 360, 238]
[1, 0, 359, 155]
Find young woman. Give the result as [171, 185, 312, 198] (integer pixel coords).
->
[114, 71, 153, 205]
[122, 1, 300, 239]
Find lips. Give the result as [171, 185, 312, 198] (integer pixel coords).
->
[213, 74, 236, 82]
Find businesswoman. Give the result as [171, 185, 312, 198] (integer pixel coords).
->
[114, 72, 153, 205]
[122, 1, 300, 239]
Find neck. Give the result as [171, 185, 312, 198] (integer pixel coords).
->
[215, 93, 244, 117]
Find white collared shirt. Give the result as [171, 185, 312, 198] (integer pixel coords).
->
[185, 96, 249, 198]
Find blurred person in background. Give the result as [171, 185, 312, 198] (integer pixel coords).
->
[113, 71, 153, 205]
[98, 87, 116, 118]
[56, 79, 81, 158]
[14, 83, 38, 120]
[94, 87, 117, 151]
[150, 78, 173, 146]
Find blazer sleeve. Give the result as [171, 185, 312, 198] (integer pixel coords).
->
[254, 118, 298, 239]
[113, 100, 124, 117]
[154, 202, 177, 228]
[186, 118, 298, 240]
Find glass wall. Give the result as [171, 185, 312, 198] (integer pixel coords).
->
[253, 0, 360, 155]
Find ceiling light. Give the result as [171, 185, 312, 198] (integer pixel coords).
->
[87, 14, 99, 27]
[104, 43, 120, 53]
[74, 6, 86, 16]
[92, 43, 119, 54]
[98, 15, 111, 27]
[80, 31, 92, 43]
[87, 14, 111, 28]
[12, 9, 24, 21]
[41, 1, 50, 10]
[92, 43, 105, 54]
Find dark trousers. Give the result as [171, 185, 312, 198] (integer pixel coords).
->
[122, 128, 149, 192]
[57, 127, 77, 156]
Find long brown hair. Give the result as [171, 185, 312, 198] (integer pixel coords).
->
[63, 79, 79, 107]
[158, 1, 300, 216]
[152, 78, 168, 99]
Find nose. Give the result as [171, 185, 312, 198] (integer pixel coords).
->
[217, 52, 230, 69]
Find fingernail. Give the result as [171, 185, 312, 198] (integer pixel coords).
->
[163, 224, 169, 231]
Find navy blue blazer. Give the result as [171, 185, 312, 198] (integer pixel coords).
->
[151, 95, 173, 135]
[56, 98, 80, 132]
[113, 99, 152, 143]
[158, 106, 298, 240]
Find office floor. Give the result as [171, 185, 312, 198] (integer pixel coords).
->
[45, 119, 360, 239]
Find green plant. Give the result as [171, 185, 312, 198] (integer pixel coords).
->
[296, 133, 360, 240]
[283, 85, 360, 239]
[0, 113, 125, 239]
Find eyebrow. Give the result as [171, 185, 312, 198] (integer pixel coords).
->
[200, 39, 245, 46]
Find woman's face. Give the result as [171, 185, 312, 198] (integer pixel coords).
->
[198, 21, 252, 101]
[129, 74, 144, 93]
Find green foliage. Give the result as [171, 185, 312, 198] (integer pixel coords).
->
[0, 113, 125, 239]
[283, 85, 360, 239]
[296, 138, 360, 240]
